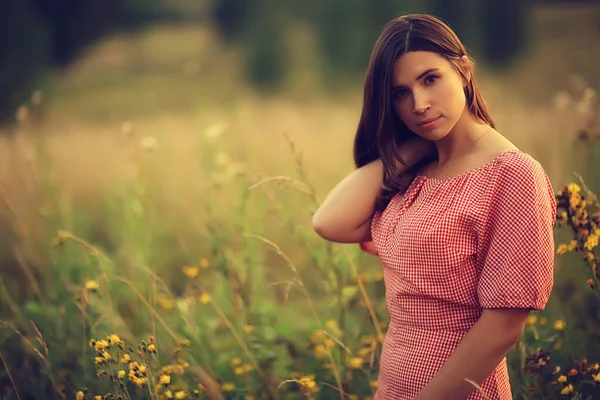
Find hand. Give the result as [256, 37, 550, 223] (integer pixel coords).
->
[398, 136, 437, 168]
[359, 241, 378, 255]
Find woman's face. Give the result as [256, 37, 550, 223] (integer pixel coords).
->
[391, 51, 468, 141]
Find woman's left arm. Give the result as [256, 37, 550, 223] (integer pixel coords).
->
[414, 308, 529, 400]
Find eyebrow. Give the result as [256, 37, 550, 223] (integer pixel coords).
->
[392, 68, 440, 90]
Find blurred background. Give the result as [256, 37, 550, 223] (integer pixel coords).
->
[1, 0, 600, 399]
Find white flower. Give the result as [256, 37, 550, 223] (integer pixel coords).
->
[121, 121, 134, 136]
[215, 152, 230, 166]
[141, 136, 158, 152]
[553, 91, 572, 111]
[31, 91, 43, 105]
[204, 123, 228, 139]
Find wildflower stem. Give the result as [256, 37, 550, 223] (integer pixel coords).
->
[245, 233, 345, 400]
[0, 349, 22, 400]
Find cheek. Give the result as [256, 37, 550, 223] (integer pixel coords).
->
[440, 81, 466, 116]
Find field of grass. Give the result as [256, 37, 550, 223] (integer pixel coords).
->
[1, 4, 600, 400]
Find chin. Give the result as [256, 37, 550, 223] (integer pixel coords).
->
[417, 128, 449, 142]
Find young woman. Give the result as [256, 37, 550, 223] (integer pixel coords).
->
[312, 14, 557, 400]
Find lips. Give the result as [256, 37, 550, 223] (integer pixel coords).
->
[416, 116, 441, 127]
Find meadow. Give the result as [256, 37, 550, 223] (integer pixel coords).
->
[1, 5, 600, 399]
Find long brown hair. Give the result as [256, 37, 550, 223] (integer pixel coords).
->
[353, 14, 494, 211]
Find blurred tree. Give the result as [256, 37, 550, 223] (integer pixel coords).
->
[241, 0, 287, 90]
[0, 1, 50, 123]
[430, 0, 532, 67]
[428, 0, 483, 57]
[311, 0, 412, 85]
[210, 0, 250, 42]
[29, 0, 122, 65]
[480, 0, 532, 67]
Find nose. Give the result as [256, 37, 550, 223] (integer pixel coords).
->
[412, 89, 430, 114]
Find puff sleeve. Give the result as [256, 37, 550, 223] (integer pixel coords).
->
[476, 154, 557, 310]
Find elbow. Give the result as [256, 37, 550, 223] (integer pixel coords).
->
[312, 211, 333, 240]
[312, 209, 347, 242]
[508, 320, 527, 345]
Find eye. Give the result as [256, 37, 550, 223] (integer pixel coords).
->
[424, 74, 439, 85]
[392, 89, 409, 99]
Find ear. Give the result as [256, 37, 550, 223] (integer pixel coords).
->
[460, 55, 472, 86]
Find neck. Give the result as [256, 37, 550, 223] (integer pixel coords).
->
[433, 109, 491, 166]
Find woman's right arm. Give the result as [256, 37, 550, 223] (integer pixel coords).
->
[312, 137, 433, 243]
[312, 158, 384, 243]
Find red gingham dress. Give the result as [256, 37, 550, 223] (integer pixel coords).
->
[368, 150, 556, 399]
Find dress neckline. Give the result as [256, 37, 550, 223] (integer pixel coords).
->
[416, 149, 522, 183]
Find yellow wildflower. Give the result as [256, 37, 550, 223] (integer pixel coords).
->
[567, 183, 581, 194]
[199, 293, 211, 304]
[94, 340, 109, 352]
[221, 382, 236, 392]
[568, 368, 578, 376]
[182, 266, 199, 279]
[231, 357, 242, 367]
[134, 377, 147, 387]
[554, 320, 566, 331]
[95, 357, 103, 364]
[147, 343, 156, 353]
[313, 344, 327, 358]
[570, 193, 582, 209]
[299, 375, 317, 391]
[159, 374, 171, 385]
[138, 364, 147, 375]
[527, 315, 537, 325]
[593, 373, 600, 383]
[588, 363, 600, 372]
[85, 280, 99, 291]
[348, 357, 364, 369]
[164, 390, 173, 399]
[102, 351, 111, 361]
[76, 391, 84, 400]
[310, 329, 327, 343]
[244, 325, 256, 333]
[243, 364, 253, 373]
[108, 334, 121, 345]
[174, 391, 186, 399]
[567, 240, 578, 251]
[324, 338, 335, 349]
[556, 244, 568, 255]
[554, 366, 561, 374]
[585, 232, 599, 251]
[94, 396, 102, 400]
[200, 258, 209, 268]
[361, 335, 376, 345]
[358, 347, 373, 357]
[121, 354, 131, 363]
[557, 375, 567, 383]
[156, 293, 174, 310]
[117, 370, 125, 379]
[234, 366, 245, 375]
[371, 380, 378, 389]
[560, 384, 573, 395]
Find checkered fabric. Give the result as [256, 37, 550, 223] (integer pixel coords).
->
[367, 150, 556, 400]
